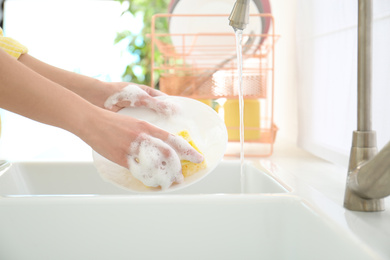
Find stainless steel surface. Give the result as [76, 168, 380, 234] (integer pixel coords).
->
[228, 0, 250, 30]
[357, 0, 373, 131]
[344, 131, 384, 211]
[344, 0, 390, 212]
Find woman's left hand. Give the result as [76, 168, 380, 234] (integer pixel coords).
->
[103, 83, 176, 115]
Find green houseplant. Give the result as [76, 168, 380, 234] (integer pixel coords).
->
[114, 0, 169, 87]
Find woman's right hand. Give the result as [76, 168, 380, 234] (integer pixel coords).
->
[82, 108, 204, 188]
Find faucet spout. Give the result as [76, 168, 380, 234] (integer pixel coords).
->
[229, 0, 250, 30]
[344, 0, 390, 212]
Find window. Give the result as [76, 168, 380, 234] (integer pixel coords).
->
[296, 0, 390, 167]
[0, 0, 137, 161]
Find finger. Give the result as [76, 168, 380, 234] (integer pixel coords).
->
[138, 85, 167, 97]
[115, 100, 131, 108]
[137, 95, 179, 116]
[105, 84, 178, 115]
[104, 84, 143, 109]
[127, 134, 184, 189]
[165, 134, 204, 163]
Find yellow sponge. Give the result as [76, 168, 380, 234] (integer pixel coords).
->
[177, 130, 207, 177]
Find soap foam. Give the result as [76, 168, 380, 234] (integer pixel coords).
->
[127, 133, 184, 190]
[104, 84, 179, 115]
[167, 134, 204, 163]
[104, 84, 143, 109]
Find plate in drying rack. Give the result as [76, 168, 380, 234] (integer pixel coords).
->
[168, 0, 270, 65]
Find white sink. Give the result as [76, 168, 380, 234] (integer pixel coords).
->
[0, 161, 380, 260]
[0, 161, 288, 195]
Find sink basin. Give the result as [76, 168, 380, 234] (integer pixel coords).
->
[0, 161, 288, 195]
[0, 161, 379, 260]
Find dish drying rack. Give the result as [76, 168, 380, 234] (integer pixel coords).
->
[150, 13, 279, 157]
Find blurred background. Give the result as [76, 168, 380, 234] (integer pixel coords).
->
[0, 0, 389, 169]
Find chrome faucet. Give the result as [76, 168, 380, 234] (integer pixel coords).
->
[344, 0, 390, 212]
[229, 0, 250, 30]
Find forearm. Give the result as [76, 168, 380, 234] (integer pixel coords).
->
[18, 53, 120, 108]
[0, 48, 99, 137]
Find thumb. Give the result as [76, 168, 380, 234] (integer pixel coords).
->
[165, 134, 204, 163]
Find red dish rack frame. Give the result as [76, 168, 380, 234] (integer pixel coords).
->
[150, 13, 279, 157]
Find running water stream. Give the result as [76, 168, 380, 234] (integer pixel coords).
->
[234, 29, 245, 191]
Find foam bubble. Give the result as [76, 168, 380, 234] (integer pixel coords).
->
[127, 133, 184, 189]
[104, 84, 180, 115]
[167, 134, 204, 163]
[104, 84, 142, 109]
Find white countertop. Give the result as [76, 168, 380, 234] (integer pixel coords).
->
[251, 139, 390, 259]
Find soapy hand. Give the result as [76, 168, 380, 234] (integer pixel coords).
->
[86, 110, 204, 189]
[104, 84, 178, 116]
[97, 83, 202, 189]
[128, 133, 204, 189]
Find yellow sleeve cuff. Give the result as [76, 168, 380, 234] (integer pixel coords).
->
[0, 28, 28, 59]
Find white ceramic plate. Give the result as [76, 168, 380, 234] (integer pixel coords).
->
[92, 96, 228, 193]
[168, 0, 266, 65]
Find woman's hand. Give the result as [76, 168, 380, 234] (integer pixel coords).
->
[84, 109, 204, 189]
[103, 83, 177, 115]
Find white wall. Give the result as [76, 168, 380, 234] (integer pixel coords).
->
[269, 0, 390, 168]
[0, 0, 133, 161]
[295, 0, 390, 167]
[269, 0, 299, 143]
